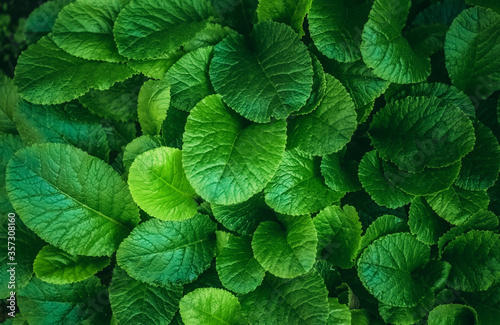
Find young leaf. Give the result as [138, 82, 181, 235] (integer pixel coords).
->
[109, 267, 183, 325]
[369, 96, 475, 173]
[116, 215, 216, 286]
[240, 271, 329, 325]
[179, 288, 246, 325]
[165, 46, 215, 112]
[209, 21, 313, 123]
[265, 150, 344, 215]
[257, 0, 312, 37]
[216, 235, 265, 294]
[14, 36, 135, 105]
[361, 0, 431, 83]
[442, 230, 500, 292]
[0, 134, 23, 214]
[6, 143, 140, 256]
[183, 94, 287, 205]
[308, 0, 370, 62]
[128, 147, 198, 221]
[137, 79, 170, 136]
[252, 214, 317, 278]
[33, 245, 110, 285]
[287, 74, 357, 156]
[445, 6, 500, 99]
[52, 0, 128, 62]
[357, 233, 432, 307]
[409, 197, 450, 245]
[321, 151, 362, 193]
[359, 215, 409, 254]
[313, 205, 362, 268]
[358, 151, 412, 209]
[114, 0, 217, 59]
[0, 74, 18, 134]
[427, 304, 478, 325]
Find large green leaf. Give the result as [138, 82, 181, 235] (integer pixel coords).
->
[361, 0, 431, 83]
[426, 186, 490, 226]
[265, 150, 344, 215]
[409, 197, 450, 245]
[358, 151, 412, 209]
[359, 215, 409, 254]
[427, 304, 478, 325]
[358, 233, 432, 307]
[114, 0, 217, 59]
[109, 266, 183, 325]
[287, 74, 357, 156]
[137, 79, 170, 135]
[240, 271, 329, 325]
[442, 230, 500, 292]
[252, 214, 317, 278]
[216, 235, 265, 294]
[445, 6, 500, 99]
[116, 215, 216, 286]
[6, 143, 140, 256]
[0, 134, 23, 214]
[309, 0, 370, 62]
[183, 94, 287, 205]
[455, 121, 500, 191]
[314, 205, 362, 268]
[209, 21, 313, 123]
[180, 288, 246, 325]
[128, 147, 198, 221]
[18, 277, 110, 325]
[165, 46, 215, 112]
[257, 0, 312, 37]
[14, 36, 135, 105]
[33, 245, 110, 285]
[369, 96, 475, 172]
[0, 75, 18, 134]
[52, 0, 128, 62]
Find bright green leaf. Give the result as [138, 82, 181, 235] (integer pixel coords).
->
[257, 0, 312, 37]
[137, 79, 170, 135]
[122, 135, 164, 171]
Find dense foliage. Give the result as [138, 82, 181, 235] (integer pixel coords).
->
[1, 0, 500, 324]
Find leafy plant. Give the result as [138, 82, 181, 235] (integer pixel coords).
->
[1, 0, 500, 324]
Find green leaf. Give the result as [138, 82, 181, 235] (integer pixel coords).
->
[0, 134, 23, 214]
[166, 46, 215, 112]
[257, 0, 312, 37]
[321, 151, 361, 193]
[137, 79, 170, 135]
[382, 160, 461, 196]
[314, 205, 362, 268]
[216, 235, 265, 294]
[327, 298, 351, 325]
[445, 6, 500, 99]
[162, 105, 190, 149]
[361, 0, 431, 83]
[209, 21, 313, 123]
[358, 151, 412, 209]
[15, 36, 135, 105]
[309, 0, 370, 62]
[369, 96, 475, 172]
[128, 147, 198, 221]
[294, 53, 326, 116]
[442, 230, 500, 292]
[116, 214, 216, 286]
[240, 270, 329, 325]
[359, 215, 409, 254]
[14, 100, 110, 161]
[24, 0, 74, 44]
[114, 0, 217, 59]
[52, 0, 128, 62]
[109, 266, 183, 325]
[122, 135, 164, 171]
[455, 121, 500, 191]
[183, 94, 287, 205]
[253, 214, 317, 278]
[33, 245, 110, 284]
[265, 150, 344, 215]
[18, 277, 110, 325]
[287, 74, 357, 156]
[180, 288, 246, 325]
[463, 283, 500, 325]
[426, 186, 490, 226]
[211, 193, 276, 235]
[427, 304, 478, 325]
[0, 74, 18, 134]
[409, 197, 450, 245]
[357, 233, 431, 307]
[78, 75, 143, 122]
[6, 143, 140, 256]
